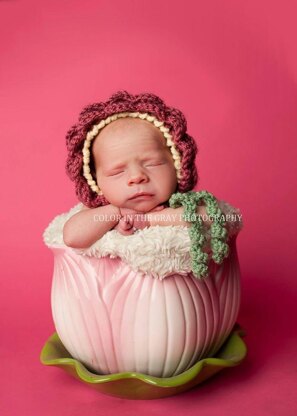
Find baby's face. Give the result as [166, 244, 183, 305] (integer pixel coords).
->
[92, 118, 177, 211]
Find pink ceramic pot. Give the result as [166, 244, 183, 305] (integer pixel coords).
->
[50, 237, 240, 377]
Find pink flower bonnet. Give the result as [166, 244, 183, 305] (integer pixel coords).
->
[65, 90, 198, 208]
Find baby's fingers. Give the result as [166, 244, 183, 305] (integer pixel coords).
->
[120, 217, 133, 230]
[118, 228, 134, 235]
[114, 216, 135, 235]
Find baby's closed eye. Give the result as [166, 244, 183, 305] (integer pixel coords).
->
[108, 170, 124, 176]
[144, 160, 166, 167]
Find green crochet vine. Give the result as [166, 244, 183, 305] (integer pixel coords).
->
[169, 190, 229, 279]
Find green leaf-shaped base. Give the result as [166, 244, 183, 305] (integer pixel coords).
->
[40, 325, 247, 400]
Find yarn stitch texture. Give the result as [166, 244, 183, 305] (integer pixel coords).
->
[169, 190, 229, 279]
[66, 90, 198, 208]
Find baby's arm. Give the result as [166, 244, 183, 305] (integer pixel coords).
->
[63, 204, 121, 248]
[133, 205, 212, 228]
[134, 202, 242, 237]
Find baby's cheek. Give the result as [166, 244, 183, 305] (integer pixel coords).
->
[100, 179, 124, 203]
[158, 175, 177, 197]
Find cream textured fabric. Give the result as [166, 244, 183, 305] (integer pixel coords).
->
[43, 201, 242, 279]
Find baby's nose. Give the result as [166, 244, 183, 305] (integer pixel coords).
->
[127, 168, 148, 185]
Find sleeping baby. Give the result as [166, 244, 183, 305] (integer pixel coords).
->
[63, 90, 242, 278]
[42, 90, 244, 380]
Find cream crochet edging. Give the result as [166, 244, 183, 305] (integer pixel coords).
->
[82, 112, 182, 195]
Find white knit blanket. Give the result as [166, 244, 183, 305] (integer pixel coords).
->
[43, 201, 243, 278]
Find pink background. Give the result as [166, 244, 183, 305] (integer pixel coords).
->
[1, 0, 296, 414]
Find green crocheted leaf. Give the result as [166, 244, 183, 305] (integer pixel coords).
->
[169, 190, 230, 279]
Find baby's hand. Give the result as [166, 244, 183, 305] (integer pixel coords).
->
[113, 205, 165, 235]
[114, 215, 135, 235]
[128, 205, 166, 231]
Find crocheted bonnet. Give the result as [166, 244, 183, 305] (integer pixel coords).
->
[65, 90, 198, 208]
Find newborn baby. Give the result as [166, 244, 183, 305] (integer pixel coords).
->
[63, 114, 211, 249]
[42, 91, 244, 382]
[62, 89, 240, 272]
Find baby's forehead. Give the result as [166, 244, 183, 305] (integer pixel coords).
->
[92, 117, 171, 167]
[93, 117, 167, 148]
[99, 117, 161, 136]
